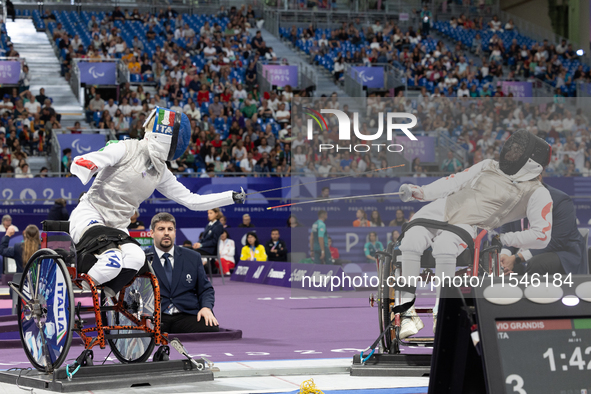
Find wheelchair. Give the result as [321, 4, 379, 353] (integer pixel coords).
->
[8, 222, 169, 373]
[372, 219, 501, 355]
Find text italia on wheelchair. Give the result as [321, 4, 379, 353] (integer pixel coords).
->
[367, 219, 501, 358]
[8, 221, 170, 374]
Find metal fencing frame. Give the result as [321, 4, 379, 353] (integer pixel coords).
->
[12, 0, 261, 14]
[69, 59, 81, 102]
[50, 129, 62, 176]
[576, 82, 591, 108]
[262, 6, 416, 32]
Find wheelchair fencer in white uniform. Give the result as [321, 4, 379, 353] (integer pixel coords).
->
[396, 130, 554, 338]
[69, 107, 246, 295]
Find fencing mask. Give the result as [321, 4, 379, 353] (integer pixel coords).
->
[499, 129, 551, 181]
[143, 107, 191, 162]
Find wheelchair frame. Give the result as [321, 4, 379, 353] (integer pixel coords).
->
[374, 228, 500, 355]
[10, 230, 169, 373]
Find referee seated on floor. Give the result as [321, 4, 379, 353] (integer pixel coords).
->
[148, 212, 220, 333]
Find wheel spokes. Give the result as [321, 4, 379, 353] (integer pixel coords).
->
[38, 322, 53, 373]
[9, 282, 32, 306]
[34, 261, 41, 300]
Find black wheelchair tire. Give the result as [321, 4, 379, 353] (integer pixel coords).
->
[107, 331, 155, 364]
[100, 277, 156, 364]
[378, 245, 397, 353]
[18, 249, 75, 372]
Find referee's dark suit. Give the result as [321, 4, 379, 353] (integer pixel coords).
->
[501, 184, 586, 275]
[149, 245, 220, 333]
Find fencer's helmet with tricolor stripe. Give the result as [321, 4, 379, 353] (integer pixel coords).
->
[143, 106, 191, 161]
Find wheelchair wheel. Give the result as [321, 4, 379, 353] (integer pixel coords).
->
[18, 249, 75, 372]
[102, 275, 156, 363]
[378, 245, 397, 353]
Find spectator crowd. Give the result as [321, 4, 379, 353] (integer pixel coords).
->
[0, 86, 61, 178]
[42, 5, 297, 177]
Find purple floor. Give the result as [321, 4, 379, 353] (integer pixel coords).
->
[0, 280, 433, 368]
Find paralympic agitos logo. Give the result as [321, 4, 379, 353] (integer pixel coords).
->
[303, 108, 417, 152]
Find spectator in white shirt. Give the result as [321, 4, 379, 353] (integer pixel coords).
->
[182, 24, 196, 39]
[0, 94, 15, 113]
[291, 133, 306, 150]
[185, 101, 201, 121]
[240, 152, 256, 173]
[267, 93, 280, 112]
[274, 103, 290, 127]
[0, 215, 18, 232]
[317, 158, 332, 178]
[457, 82, 470, 97]
[104, 98, 118, 118]
[556, 39, 567, 55]
[257, 137, 272, 154]
[232, 140, 247, 162]
[233, 84, 247, 104]
[24, 95, 41, 117]
[170, 99, 183, 113]
[119, 97, 132, 116]
[265, 47, 278, 61]
[72, 34, 83, 49]
[203, 42, 217, 60]
[489, 15, 503, 32]
[130, 98, 142, 116]
[562, 111, 576, 132]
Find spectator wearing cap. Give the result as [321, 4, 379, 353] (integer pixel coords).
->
[130, 98, 142, 116]
[238, 214, 255, 228]
[0, 95, 14, 114]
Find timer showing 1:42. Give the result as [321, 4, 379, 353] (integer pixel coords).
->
[497, 318, 591, 394]
[542, 346, 591, 371]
